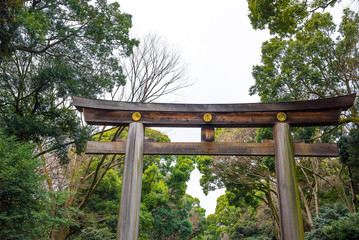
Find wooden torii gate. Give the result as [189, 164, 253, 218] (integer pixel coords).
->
[73, 94, 356, 240]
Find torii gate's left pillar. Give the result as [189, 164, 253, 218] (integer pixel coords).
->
[116, 122, 144, 240]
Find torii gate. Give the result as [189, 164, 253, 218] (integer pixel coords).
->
[73, 94, 356, 240]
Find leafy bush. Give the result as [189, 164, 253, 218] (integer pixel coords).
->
[306, 203, 351, 240]
[323, 213, 359, 240]
[0, 131, 45, 239]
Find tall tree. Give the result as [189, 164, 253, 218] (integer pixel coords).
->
[0, 0, 137, 160]
[248, 1, 359, 208]
[247, 0, 359, 228]
[0, 130, 44, 239]
[0, 130, 77, 239]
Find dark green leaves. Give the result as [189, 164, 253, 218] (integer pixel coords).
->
[0, 0, 137, 160]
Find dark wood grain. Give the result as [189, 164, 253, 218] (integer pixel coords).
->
[85, 141, 339, 157]
[73, 94, 355, 112]
[201, 126, 215, 142]
[82, 108, 341, 127]
[274, 122, 305, 239]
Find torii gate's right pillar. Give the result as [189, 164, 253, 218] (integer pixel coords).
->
[274, 122, 305, 240]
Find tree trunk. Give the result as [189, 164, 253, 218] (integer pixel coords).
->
[347, 165, 358, 213]
[313, 158, 320, 217]
[51, 225, 69, 240]
[298, 184, 314, 230]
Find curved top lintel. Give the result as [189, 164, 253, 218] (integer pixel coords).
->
[72, 94, 356, 113]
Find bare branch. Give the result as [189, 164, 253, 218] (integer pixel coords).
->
[115, 33, 190, 103]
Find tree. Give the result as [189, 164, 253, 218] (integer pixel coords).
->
[247, 0, 353, 37]
[0, 130, 44, 239]
[69, 169, 122, 239]
[243, 1, 359, 238]
[197, 128, 280, 234]
[36, 32, 189, 239]
[248, 1, 359, 125]
[248, 2, 359, 214]
[1, 1, 194, 239]
[323, 212, 359, 240]
[0, 130, 77, 239]
[114, 34, 189, 103]
[0, 0, 136, 60]
[198, 126, 359, 237]
[306, 203, 353, 240]
[0, 0, 137, 160]
[205, 193, 274, 240]
[142, 155, 198, 240]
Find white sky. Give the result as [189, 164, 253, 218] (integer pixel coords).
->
[118, 0, 270, 215]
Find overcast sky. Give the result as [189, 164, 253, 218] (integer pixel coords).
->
[118, 0, 270, 215]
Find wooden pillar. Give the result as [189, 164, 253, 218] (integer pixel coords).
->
[116, 122, 144, 240]
[201, 126, 215, 142]
[273, 122, 304, 240]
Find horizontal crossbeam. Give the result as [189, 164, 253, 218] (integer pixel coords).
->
[82, 108, 341, 127]
[85, 141, 339, 157]
[73, 94, 355, 113]
[72, 94, 355, 127]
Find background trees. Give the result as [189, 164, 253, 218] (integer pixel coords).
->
[0, 1, 199, 239]
[0, 130, 46, 239]
[201, 2, 359, 239]
[0, 0, 137, 160]
[247, 0, 359, 214]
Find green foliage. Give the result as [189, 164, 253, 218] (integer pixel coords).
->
[0, 131, 44, 239]
[197, 155, 223, 195]
[86, 127, 202, 239]
[140, 155, 202, 239]
[70, 169, 121, 239]
[249, 5, 359, 219]
[167, 156, 195, 200]
[205, 193, 274, 240]
[139, 203, 154, 240]
[250, 8, 359, 120]
[1, 1, 198, 239]
[142, 163, 169, 210]
[151, 203, 192, 239]
[0, 0, 137, 160]
[197, 128, 275, 212]
[0, 130, 78, 239]
[247, 0, 341, 37]
[339, 127, 359, 168]
[208, 194, 241, 238]
[1, 0, 137, 60]
[186, 195, 207, 240]
[306, 203, 350, 239]
[339, 126, 359, 195]
[323, 213, 359, 240]
[72, 225, 115, 240]
[248, 2, 359, 236]
[248, 0, 309, 36]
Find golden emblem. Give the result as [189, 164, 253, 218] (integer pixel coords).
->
[277, 112, 287, 122]
[203, 113, 213, 123]
[132, 112, 141, 121]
